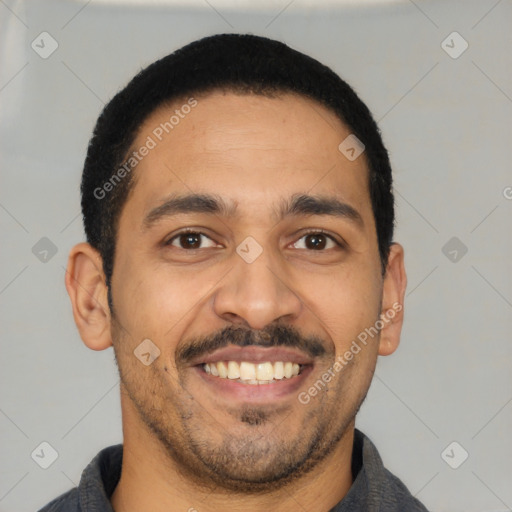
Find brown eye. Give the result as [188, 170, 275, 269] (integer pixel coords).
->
[166, 231, 217, 250]
[292, 232, 339, 251]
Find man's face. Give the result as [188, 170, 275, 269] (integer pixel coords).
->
[110, 91, 385, 491]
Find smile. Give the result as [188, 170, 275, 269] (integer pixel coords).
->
[203, 360, 302, 385]
[189, 345, 315, 401]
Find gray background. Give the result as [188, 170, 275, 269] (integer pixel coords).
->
[1, 0, 511, 511]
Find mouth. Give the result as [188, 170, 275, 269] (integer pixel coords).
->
[202, 360, 305, 385]
[189, 345, 315, 402]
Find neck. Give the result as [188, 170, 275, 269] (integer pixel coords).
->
[111, 418, 355, 512]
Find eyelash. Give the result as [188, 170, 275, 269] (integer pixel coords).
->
[164, 228, 344, 251]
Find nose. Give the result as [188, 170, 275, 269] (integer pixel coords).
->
[213, 243, 303, 330]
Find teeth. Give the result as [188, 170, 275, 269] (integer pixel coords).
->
[203, 361, 303, 384]
[274, 361, 284, 379]
[217, 361, 228, 378]
[256, 362, 273, 380]
[227, 361, 240, 379]
[240, 361, 256, 380]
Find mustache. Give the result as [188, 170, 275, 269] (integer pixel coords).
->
[176, 324, 330, 366]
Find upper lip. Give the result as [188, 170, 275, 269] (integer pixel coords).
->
[189, 345, 315, 366]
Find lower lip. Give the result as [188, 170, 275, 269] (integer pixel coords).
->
[193, 364, 314, 402]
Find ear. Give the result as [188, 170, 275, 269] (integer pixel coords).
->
[64, 242, 113, 351]
[378, 242, 407, 356]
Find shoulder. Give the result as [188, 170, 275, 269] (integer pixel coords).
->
[379, 467, 430, 511]
[36, 443, 123, 512]
[37, 487, 79, 512]
[356, 429, 430, 511]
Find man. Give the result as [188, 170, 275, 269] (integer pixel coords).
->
[40, 33, 428, 511]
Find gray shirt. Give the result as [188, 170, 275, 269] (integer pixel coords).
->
[38, 429, 429, 511]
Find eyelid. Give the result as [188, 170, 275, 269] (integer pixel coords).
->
[164, 227, 346, 250]
[291, 228, 346, 249]
[164, 228, 218, 248]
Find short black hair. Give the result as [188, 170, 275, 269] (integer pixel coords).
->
[81, 33, 395, 303]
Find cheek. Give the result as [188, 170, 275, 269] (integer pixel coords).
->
[311, 269, 382, 370]
[112, 256, 214, 347]
[110, 254, 166, 345]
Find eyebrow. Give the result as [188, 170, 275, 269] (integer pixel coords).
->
[142, 192, 364, 230]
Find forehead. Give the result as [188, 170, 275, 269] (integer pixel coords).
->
[123, 90, 371, 224]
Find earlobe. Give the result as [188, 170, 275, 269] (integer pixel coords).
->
[378, 243, 407, 357]
[64, 243, 113, 351]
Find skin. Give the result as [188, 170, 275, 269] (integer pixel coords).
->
[65, 90, 407, 512]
